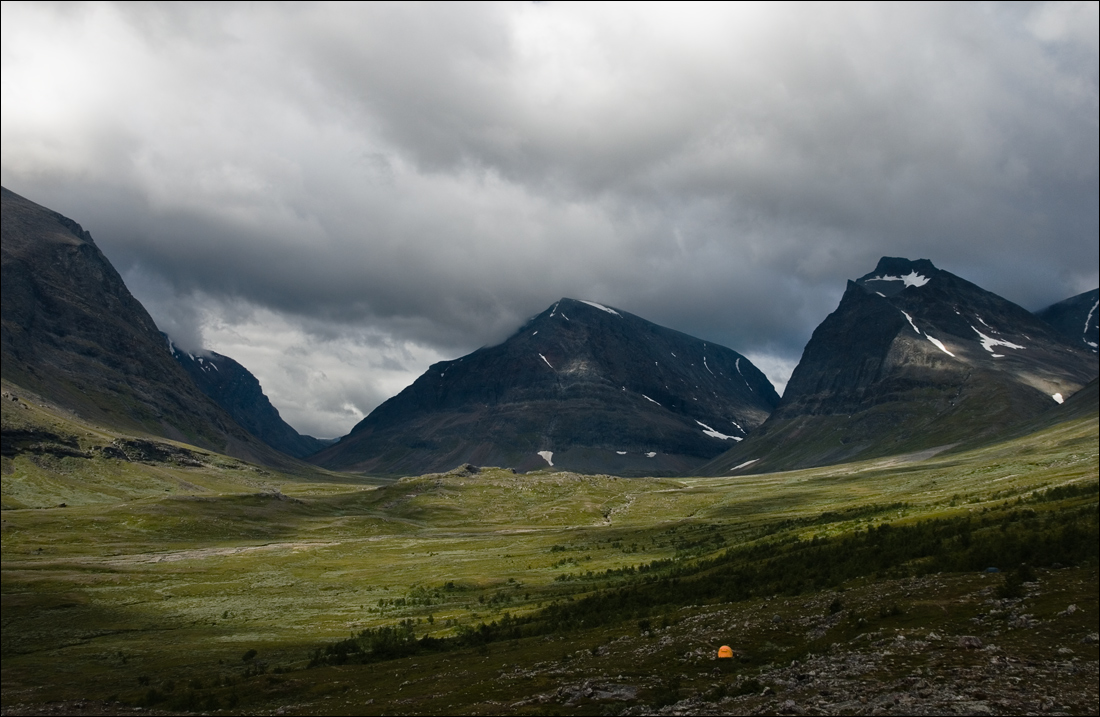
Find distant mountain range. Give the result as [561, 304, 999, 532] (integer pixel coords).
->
[311, 298, 779, 475]
[166, 338, 327, 459]
[701, 257, 1097, 475]
[3, 188, 1095, 479]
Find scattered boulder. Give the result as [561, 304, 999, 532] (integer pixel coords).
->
[557, 681, 638, 705]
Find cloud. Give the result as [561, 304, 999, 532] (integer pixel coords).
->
[193, 298, 449, 439]
[3, 2, 1096, 435]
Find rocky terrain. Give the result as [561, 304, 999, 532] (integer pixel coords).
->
[487, 569, 1098, 716]
[630, 572, 1099, 716]
[312, 298, 779, 476]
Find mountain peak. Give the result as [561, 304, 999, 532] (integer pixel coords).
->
[536, 297, 624, 321]
[856, 257, 939, 297]
[1, 187, 97, 248]
[313, 300, 780, 476]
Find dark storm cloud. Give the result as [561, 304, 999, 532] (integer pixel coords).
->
[3, 2, 1097, 435]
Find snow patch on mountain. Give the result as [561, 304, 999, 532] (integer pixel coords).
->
[972, 327, 1025, 355]
[901, 310, 920, 334]
[696, 420, 742, 441]
[926, 335, 955, 357]
[537, 451, 554, 466]
[868, 271, 930, 287]
[580, 300, 621, 317]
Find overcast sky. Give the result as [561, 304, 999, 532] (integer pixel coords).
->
[3, 2, 1097, 438]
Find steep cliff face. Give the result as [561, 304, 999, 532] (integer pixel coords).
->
[167, 338, 326, 458]
[312, 298, 779, 476]
[1, 187, 298, 468]
[701, 257, 1098, 475]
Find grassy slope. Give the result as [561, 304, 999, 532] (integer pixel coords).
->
[1, 379, 372, 510]
[1, 401, 1096, 713]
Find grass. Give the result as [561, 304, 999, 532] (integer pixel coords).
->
[1, 389, 1097, 713]
[1, 380, 379, 511]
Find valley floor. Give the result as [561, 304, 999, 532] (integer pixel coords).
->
[2, 401, 1097, 715]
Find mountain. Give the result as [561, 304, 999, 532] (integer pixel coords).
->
[311, 298, 780, 475]
[0, 187, 299, 468]
[167, 336, 327, 458]
[701, 257, 1098, 475]
[1035, 289, 1099, 354]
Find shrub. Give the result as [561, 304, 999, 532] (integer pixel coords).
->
[998, 564, 1037, 599]
[651, 676, 681, 707]
[734, 678, 764, 696]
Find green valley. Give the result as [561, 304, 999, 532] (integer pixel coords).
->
[3, 385, 1096, 714]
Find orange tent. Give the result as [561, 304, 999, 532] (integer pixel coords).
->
[717, 645, 733, 659]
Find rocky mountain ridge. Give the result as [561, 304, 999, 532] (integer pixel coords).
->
[166, 337, 327, 459]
